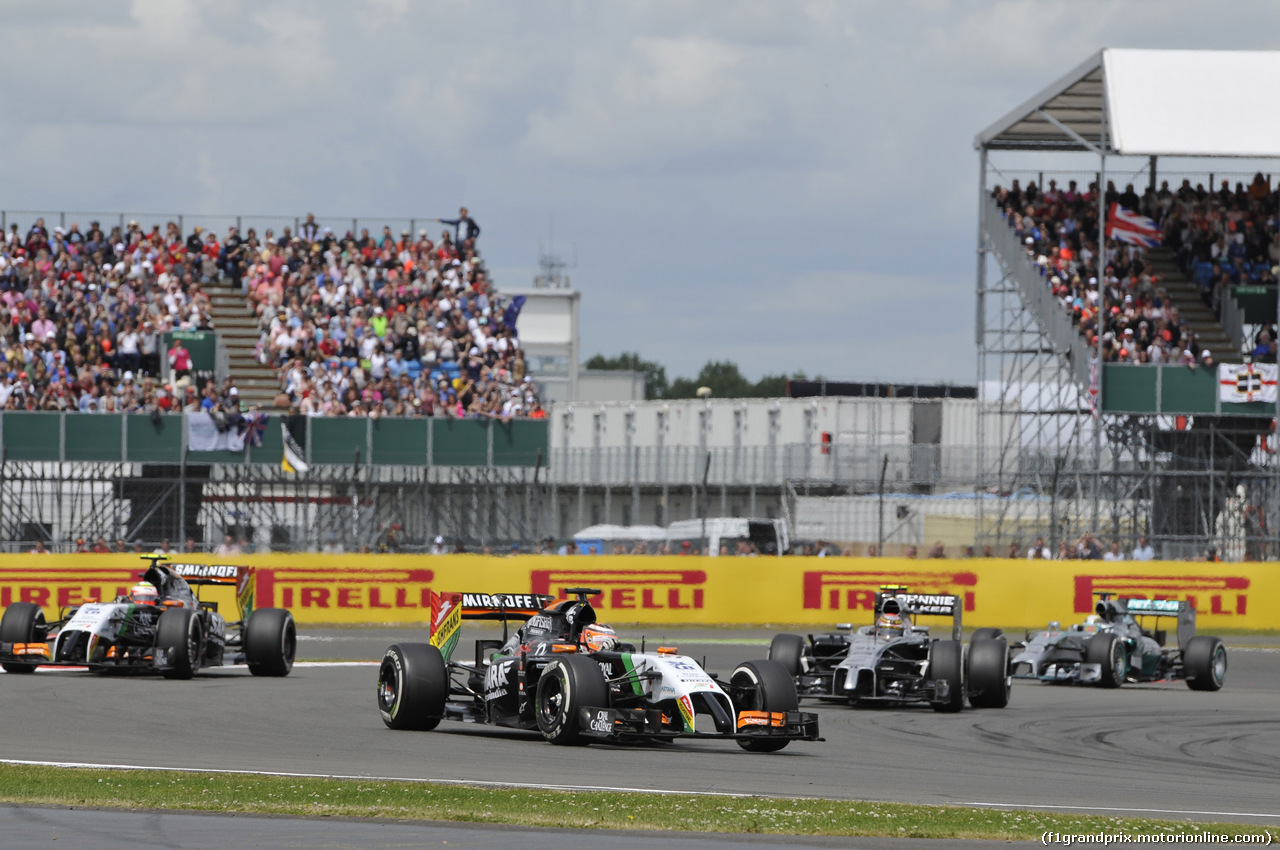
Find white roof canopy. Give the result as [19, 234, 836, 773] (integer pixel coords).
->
[976, 49, 1280, 158]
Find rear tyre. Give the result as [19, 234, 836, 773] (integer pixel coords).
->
[157, 607, 204, 680]
[767, 633, 806, 677]
[731, 659, 799, 752]
[966, 638, 1010, 708]
[928, 640, 965, 712]
[970, 628, 1004, 642]
[0, 602, 46, 674]
[1183, 636, 1227, 691]
[244, 608, 296, 677]
[378, 643, 448, 730]
[1086, 632, 1125, 688]
[535, 654, 609, 746]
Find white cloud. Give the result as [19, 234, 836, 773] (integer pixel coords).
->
[1, 1, 1277, 386]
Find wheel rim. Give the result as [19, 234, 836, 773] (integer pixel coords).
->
[1212, 646, 1227, 684]
[1111, 641, 1125, 681]
[378, 661, 399, 713]
[539, 670, 566, 726]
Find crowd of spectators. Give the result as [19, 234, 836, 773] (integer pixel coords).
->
[257, 208, 543, 420]
[0, 207, 543, 419]
[992, 173, 1279, 365]
[0, 218, 215, 411]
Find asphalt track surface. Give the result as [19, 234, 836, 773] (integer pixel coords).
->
[3, 627, 1279, 847]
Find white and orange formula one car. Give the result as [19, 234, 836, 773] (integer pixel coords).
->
[378, 587, 821, 751]
[0, 555, 295, 679]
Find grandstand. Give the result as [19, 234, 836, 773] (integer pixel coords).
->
[975, 48, 1280, 560]
[0, 211, 541, 421]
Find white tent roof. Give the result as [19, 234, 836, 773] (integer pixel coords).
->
[976, 49, 1280, 158]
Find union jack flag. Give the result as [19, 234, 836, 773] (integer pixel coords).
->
[1106, 203, 1162, 248]
[239, 411, 268, 448]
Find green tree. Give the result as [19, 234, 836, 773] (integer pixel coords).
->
[584, 351, 669, 400]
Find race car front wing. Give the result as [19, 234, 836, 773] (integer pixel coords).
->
[576, 706, 822, 742]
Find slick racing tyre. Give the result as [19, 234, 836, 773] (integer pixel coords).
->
[970, 628, 1004, 643]
[379, 643, 447, 730]
[1183, 636, 1227, 691]
[730, 659, 799, 752]
[244, 608, 297, 677]
[157, 607, 204, 680]
[535, 654, 609, 746]
[767, 633, 806, 677]
[1086, 632, 1125, 688]
[0, 602, 46, 674]
[966, 638, 1011, 709]
[928, 640, 965, 713]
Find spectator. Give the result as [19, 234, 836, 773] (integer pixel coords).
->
[1131, 535, 1155, 560]
[1026, 536, 1051, 559]
[1102, 540, 1124, 561]
[1006, 542, 1021, 558]
[376, 523, 402, 553]
[214, 533, 240, 555]
[927, 541, 945, 559]
[436, 206, 481, 254]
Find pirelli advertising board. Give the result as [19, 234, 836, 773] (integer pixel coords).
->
[0, 555, 1274, 630]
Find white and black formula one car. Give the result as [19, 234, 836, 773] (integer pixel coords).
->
[768, 585, 1011, 712]
[1009, 592, 1226, 690]
[378, 587, 821, 751]
[0, 555, 296, 679]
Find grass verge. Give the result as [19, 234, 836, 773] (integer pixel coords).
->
[1, 764, 1274, 840]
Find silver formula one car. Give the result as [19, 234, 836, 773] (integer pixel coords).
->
[769, 585, 1011, 712]
[1009, 593, 1226, 690]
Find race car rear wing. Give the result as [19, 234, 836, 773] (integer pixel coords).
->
[142, 558, 256, 620]
[874, 587, 962, 641]
[427, 591, 554, 662]
[1120, 597, 1197, 649]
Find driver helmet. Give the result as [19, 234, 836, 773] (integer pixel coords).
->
[130, 581, 159, 606]
[579, 623, 617, 653]
[875, 610, 903, 638]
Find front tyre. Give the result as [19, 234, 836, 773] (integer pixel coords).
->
[0, 602, 46, 674]
[535, 655, 609, 746]
[244, 608, 297, 677]
[730, 659, 799, 752]
[378, 643, 447, 730]
[1183, 636, 1227, 691]
[157, 607, 204, 680]
[1086, 632, 1125, 688]
[767, 633, 806, 677]
[928, 640, 965, 712]
[966, 638, 1011, 708]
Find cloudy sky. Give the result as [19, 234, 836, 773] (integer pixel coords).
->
[2, 1, 1277, 385]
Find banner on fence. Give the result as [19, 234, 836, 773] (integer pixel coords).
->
[1, 555, 1276, 631]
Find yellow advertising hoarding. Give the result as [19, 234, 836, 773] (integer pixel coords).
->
[0, 555, 1273, 630]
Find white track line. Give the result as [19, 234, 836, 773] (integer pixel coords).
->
[959, 801, 1280, 821]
